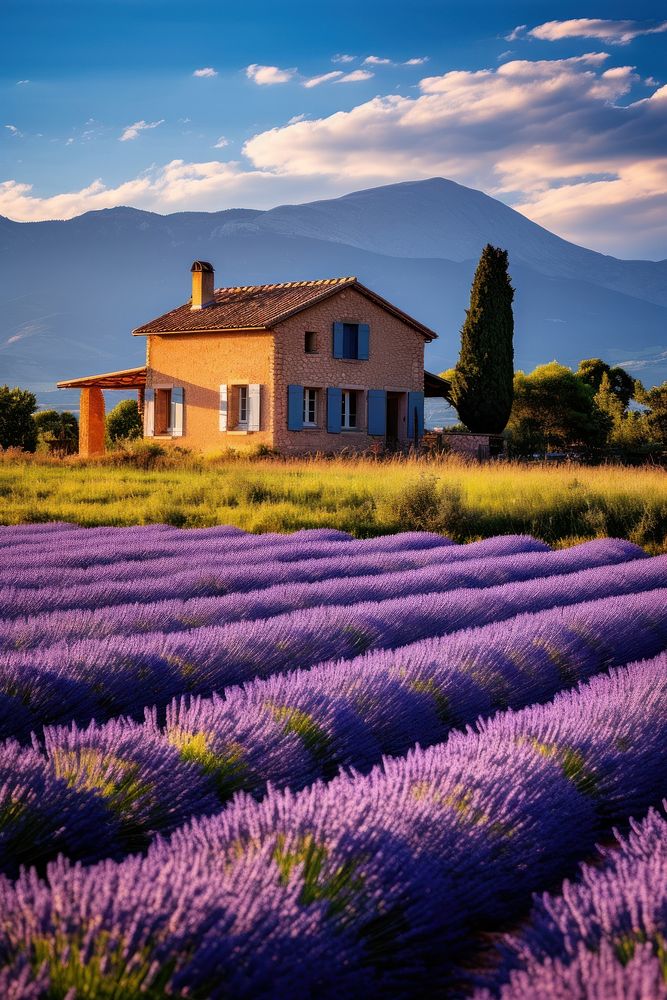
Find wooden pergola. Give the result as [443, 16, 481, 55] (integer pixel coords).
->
[57, 366, 147, 456]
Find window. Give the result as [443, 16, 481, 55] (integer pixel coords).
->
[154, 388, 172, 435]
[221, 384, 260, 432]
[238, 385, 248, 426]
[342, 323, 359, 360]
[341, 390, 357, 430]
[333, 322, 369, 360]
[303, 388, 317, 426]
[304, 331, 317, 354]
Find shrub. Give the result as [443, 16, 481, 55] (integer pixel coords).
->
[33, 410, 78, 455]
[106, 400, 142, 443]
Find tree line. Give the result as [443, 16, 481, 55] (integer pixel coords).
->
[441, 244, 667, 459]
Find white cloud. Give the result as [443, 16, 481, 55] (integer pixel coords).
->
[16, 79, 29, 85]
[288, 113, 308, 124]
[404, 57, 428, 66]
[505, 25, 527, 41]
[4, 124, 21, 137]
[526, 18, 667, 45]
[65, 138, 75, 146]
[119, 119, 164, 142]
[332, 54, 355, 64]
[303, 71, 344, 88]
[246, 64, 295, 85]
[364, 55, 392, 65]
[193, 67, 218, 78]
[213, 136, 229, 148]
[336, 69, 374, 83]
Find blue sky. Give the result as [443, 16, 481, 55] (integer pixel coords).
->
[1, 0, 666, 257]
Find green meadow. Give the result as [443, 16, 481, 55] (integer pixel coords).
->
[2, 449, 665, 552]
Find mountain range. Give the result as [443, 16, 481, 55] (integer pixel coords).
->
[1, 177, 665, 422]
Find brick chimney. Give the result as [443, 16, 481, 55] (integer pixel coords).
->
[190, 260, 215, 309]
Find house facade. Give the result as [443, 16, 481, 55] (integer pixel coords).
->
[59, 262, 446, 456]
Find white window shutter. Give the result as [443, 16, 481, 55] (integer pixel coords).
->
[144, 388, 155, 437]
[248, 384, 261, 431]
[171, 387, 184, 437]
[219, 384, 228, 431]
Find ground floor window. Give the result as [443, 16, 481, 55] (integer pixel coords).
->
[238, 385, 248, 426]
[154, 388, 172, 435]
[341, 389, 357, 430]
[303, 387, 318, 426]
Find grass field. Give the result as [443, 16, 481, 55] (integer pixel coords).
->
[2, 450, 665, 551]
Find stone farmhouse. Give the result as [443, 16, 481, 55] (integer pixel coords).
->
[58, 261, 450, 456]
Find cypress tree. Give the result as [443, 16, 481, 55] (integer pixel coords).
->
[451, 244, 515, 433]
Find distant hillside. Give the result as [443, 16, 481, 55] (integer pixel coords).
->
[1, 178, 665, 420]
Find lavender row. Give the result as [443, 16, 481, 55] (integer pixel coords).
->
[3, 553, 665, 739]
[474, 806, 667, 999]
[0, 526, 454, 578]
[2, 653, 667, 998]
[0, 538, 637, 651]
[0, 535, 543, 618]
[1, 586, 665, 877]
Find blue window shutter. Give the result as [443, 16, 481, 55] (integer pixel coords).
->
[367, 389, 386, 435]
[333, 323, 344, 359]
[407, 391, 425, 441]
[357, 323, 370, 360]
[287, 384, 303, 431]
[327, 387, 342, 433]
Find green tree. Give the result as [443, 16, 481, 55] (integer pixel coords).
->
[450, 244, 515, 433]
[106, 399, 142, 443]
[0, 385, 38, 451]
[33, 410, 79, 454]
[506, 362, 610, 456]
[636, 381, 667, 446]
[577, 358, 636, 410]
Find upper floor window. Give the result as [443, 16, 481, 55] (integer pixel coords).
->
[341, 389, 357, 430]
[304, 331, 317, 354]
[303, 388, 317, 426]
[333, 322, 369, 361]
[342, 324, 358, 359]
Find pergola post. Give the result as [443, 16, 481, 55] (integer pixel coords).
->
[137, 385, 145, 418]
[79, 387, 106, 457]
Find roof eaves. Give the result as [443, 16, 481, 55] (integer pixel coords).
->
[132, 325, 271, 336]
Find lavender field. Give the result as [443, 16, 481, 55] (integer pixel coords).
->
[1, 522, 667, 998]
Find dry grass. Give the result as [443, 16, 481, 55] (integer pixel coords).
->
[1, 449, 665, 551]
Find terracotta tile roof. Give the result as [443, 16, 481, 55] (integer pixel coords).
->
[132, 276, 437, 340]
